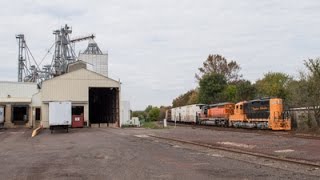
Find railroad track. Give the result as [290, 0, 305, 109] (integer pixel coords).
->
[167, 122, 320, 140]
[149, 134, 320, 168]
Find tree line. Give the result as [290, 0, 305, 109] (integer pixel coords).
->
[172, 54, 320, 129]
[132, 105, 170, 122]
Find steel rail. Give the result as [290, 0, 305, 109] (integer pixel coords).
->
[167, 122, 320, 140]
[149, 135, 320, 168]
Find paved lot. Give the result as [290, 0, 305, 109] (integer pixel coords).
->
[0, 127, 319, 180]
[152, 126, 320, 163]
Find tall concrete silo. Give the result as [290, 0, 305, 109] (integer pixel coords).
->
[78, 39, 108, 77]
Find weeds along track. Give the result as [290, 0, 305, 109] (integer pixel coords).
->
[149, 134, 320, 168]
[167, 122, 320, 140]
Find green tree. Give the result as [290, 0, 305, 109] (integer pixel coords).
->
[195, 54, 242, 82]
[198, 73, 227, 104]
[305, 58, 320, 77]
[147, 107, 160, 121]
[221, 80, 256, 102]
[132, 111, 147, 121]
[287, 79, 309, 108]
[303, 58, 320, 127]
[222, 84, 237, 102]
[234, 80, 256, 101]
[172, 89, 198, 107]
[187, 89, 199, 104]
[255, 72, 291, 99]
[145, 105, 153, 113]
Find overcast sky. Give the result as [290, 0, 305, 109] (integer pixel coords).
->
[0, 0, 320, 110]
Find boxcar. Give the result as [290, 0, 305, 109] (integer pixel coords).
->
[171, 104, 204, 123]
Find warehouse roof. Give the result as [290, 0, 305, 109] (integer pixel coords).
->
[42, 68, 119, 85]
[41, 68, 120, 102]
[0, 81, 38, 99]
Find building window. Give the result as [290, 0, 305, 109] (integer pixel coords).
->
[72, 106, 84, 116]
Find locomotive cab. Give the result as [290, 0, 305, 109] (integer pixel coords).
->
[269, 98, 291, 130]
[229, 101, 247, 127]
[199, 105, 208, 116]
[234, 102, 245, 116]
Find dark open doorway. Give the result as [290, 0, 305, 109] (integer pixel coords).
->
[89, 87, 119, 125]
[35, 108, 41, 121]
[12, 105, 28, 124]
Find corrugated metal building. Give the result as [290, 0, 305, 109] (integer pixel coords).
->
[0, 81, 38, 128]
[120, 101, 131, 127]
[40, 68, 120, 128]
[0, 68, 121, 128]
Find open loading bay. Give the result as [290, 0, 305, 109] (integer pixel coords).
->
[12, 105, 29, 125]
[89, 87, 119, 125]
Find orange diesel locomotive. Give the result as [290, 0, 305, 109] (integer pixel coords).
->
[229, 98, 291, 130]
[199, 102, 235, 126]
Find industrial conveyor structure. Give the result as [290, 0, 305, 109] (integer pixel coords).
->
[16, 24, 96, 84]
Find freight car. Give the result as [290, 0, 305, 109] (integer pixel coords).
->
[170, 104, 205, 123]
